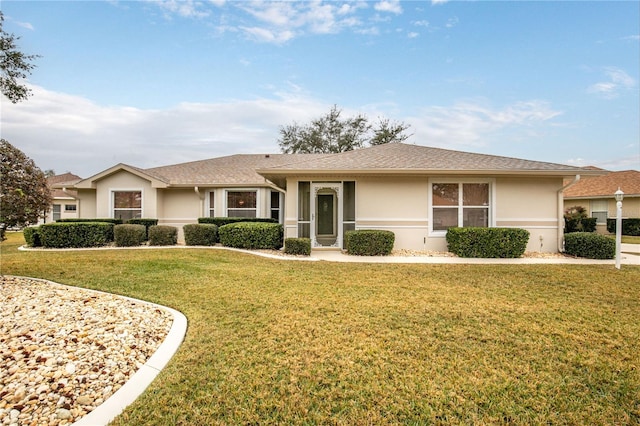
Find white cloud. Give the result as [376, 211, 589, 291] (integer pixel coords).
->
[240, 26, 295, 44]
[431, 0, 449, 5]
[1, 84, 327, 176]
[374, 0, 403, 15]
[407, 100, 562, 147]
[154, 0, 211, 18]
[3, 85, 574, 177]
[588, 67, 636, 99]
[407, 32, 419, 39]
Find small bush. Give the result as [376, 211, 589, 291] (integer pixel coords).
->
[218, 222, 283, 250]
[564, 232, 615, 259]
[127, 218, 159, 240]
[198, 217, 277, 226]
[23, 226, 41, 247]
[114, 224, 147, 247]
[284, 238, 311, 256]
[345, 230, 395, 256]
[39, 222, 113, 248]
[446, 227, 530, 258]
[148, 225, 178, 246]
[184, 223, 218, 246]
[564, 206, 597, 233]
[56, 218, 123, 225]
[607, 218, 640, 236]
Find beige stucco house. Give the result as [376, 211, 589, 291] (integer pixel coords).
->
[59, 143, 599, 252]
[42, 173, 82, 224]
[563, 170, 640, 233]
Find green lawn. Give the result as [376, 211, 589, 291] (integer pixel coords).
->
[2, 232, 639, 425]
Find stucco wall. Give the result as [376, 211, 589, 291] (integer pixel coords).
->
[284, 175, 564, 253]
[564, 196, 640, 234]
[92, 171, 158, 219]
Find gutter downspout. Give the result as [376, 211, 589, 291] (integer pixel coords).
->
[194, 186, 205, 218]
[558, 175, 580, 252]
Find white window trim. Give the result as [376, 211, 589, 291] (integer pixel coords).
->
[110, 188, 144, 219]
[206, 190, 216, 217]
[428, 178, 495, 237]
[269, 190, 283, 224]
[225, 188, 260, 217]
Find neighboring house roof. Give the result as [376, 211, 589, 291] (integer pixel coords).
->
[564, 170, 640, 199]
[48, 173, 81, 199]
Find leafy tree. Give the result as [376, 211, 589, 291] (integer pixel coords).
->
[278, 105, 411, 154]
[0, 139, 51, 240]
[1, 11, 40, 103]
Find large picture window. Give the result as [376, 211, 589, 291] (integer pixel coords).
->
[113, 191, 142, 220]
[227, 191, 257, 218]
[432, 182, 490, 232]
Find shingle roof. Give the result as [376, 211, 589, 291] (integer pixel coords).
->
[258, 143, 588, 174]
[142, 153, 328, 186]
[48, 173, 81, 198]
[564, 170, 640, 198]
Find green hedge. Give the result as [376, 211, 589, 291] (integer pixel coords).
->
[564, 232, 615, 259]
[446, 227, 530, 258]
[183, 223, 218, 246]
[127, 218, 158, 240]
[218, 222, 283, 250]
[564, 217, 597, 233]
[148, 225, 178, 246]
[39, 222, 114, 248]
[284, 238, 311, 256]
[606, 218, 640, 236]
[345, 230, 395, 256]
[114, 224, 147, 247]
[56, 218, 123, 225]
[198, 217, 277, 226]
[23, 226, 41, 247]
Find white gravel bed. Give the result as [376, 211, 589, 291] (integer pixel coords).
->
[0, 276, 172, 426]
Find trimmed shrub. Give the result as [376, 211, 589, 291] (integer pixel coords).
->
[198, 217, 277, 227]
[148, 225, 178, 246]
[183, 223, 218, 246]
[607, 218, 640, 236]
[345, 230, 395, 256]
[564, 206, 597, 233]
[284, 237, 311, 256]
[39, 222, 113, 248]
[56, 218, 123, 225]
[114, 224, 147, 247]
[564, 232, 615, 259]
[218, 222, 283, 250]
[127, 219, 159, 240]
[446, 227, 530, 258]
[23, 226, 41, 247]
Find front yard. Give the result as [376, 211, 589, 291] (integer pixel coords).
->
[1, 232, 639, 425]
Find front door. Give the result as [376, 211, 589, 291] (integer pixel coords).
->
[311, 183, 342, 248]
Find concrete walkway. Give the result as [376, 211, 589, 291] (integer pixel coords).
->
[308, 243, 640, 266]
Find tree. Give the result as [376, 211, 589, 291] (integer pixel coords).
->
[278, 105, 411, 154]
[1, 11, 40, 103]
[0, 139, 51, 240]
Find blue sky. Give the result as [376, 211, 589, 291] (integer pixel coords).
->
[2, 0, 639, 177]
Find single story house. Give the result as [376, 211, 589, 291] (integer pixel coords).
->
[563, 169, 640, 233]
[57, 143, 600, 253]
[42, 173, 82, 223]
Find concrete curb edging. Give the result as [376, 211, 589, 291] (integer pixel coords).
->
[73, 302, 186, 426]
[8, 277, 188, 426]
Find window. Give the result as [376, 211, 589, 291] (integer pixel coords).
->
[113, 191, 142, 220]
[270, 191, 281, 222]
[298, 182, 310, 238]
[52, 204, 61, 221]
[64, 204, 77, 212]
[227, 191, 257, 218]
[208, 191, 215, 217]
[432, 182, 490, 232]
[590, 200, 608, 224]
